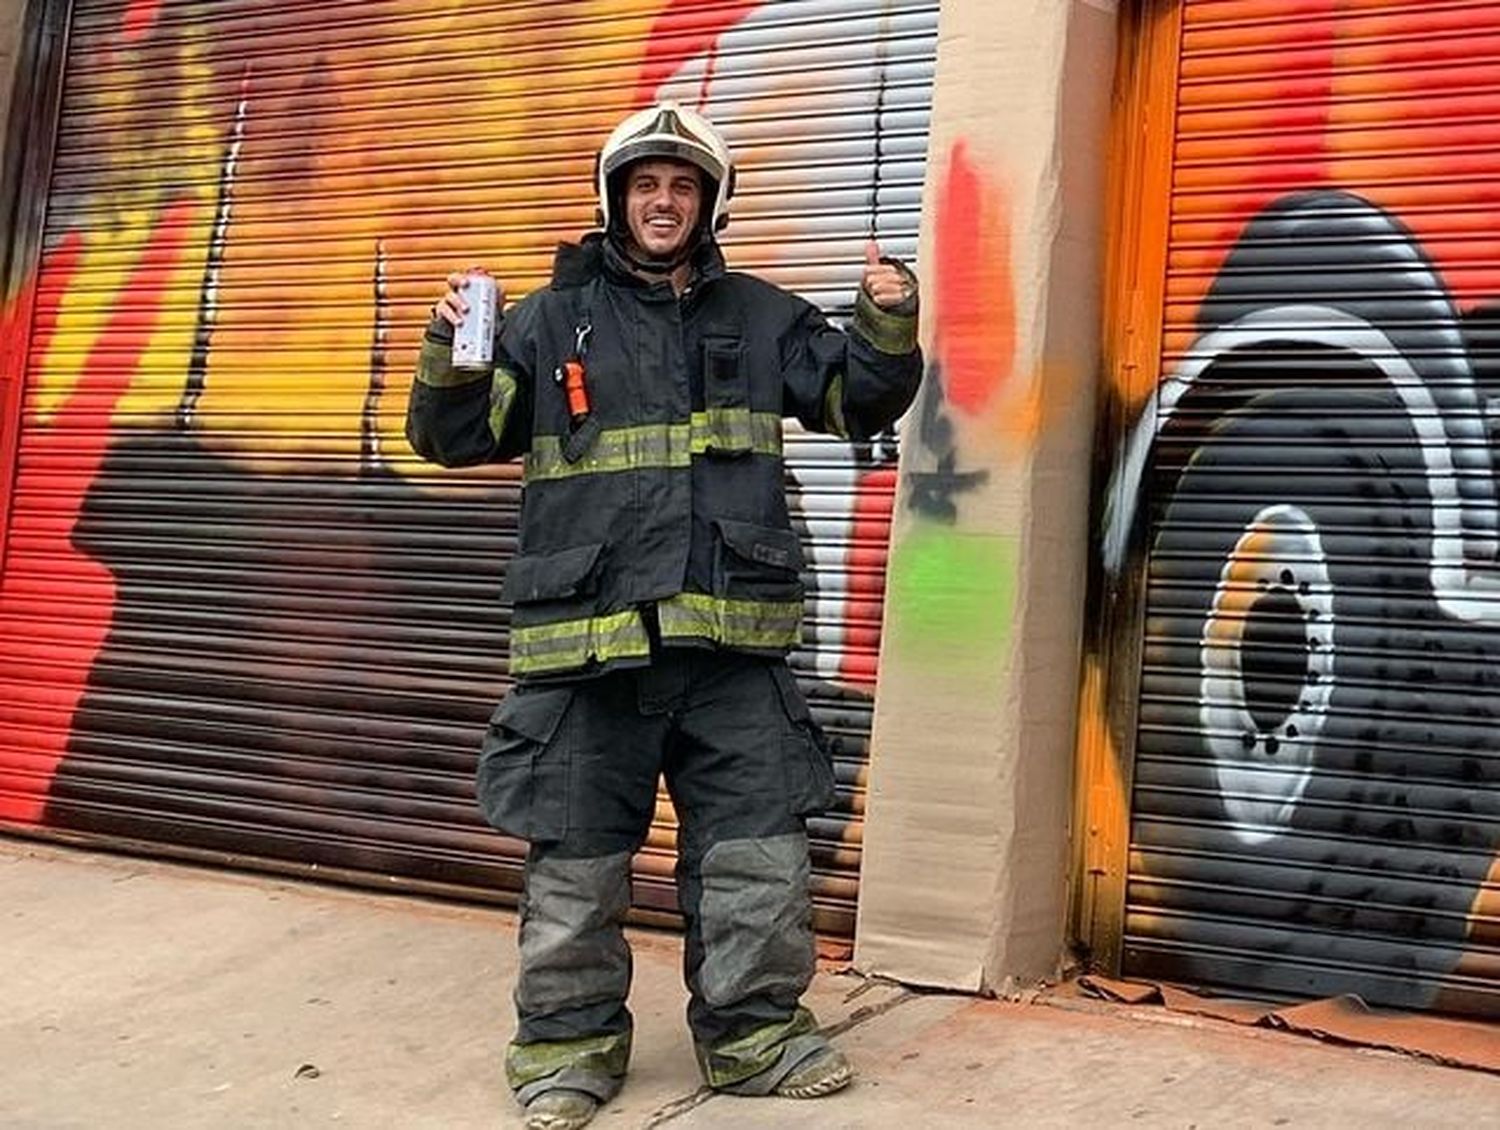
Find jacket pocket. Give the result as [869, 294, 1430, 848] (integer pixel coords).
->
[476, 686, 574, 841]
[701, 336, 751, 456]
[714, 519, 804, 603]
[501, 542, 604, 604]
[769, 663, 837, 818]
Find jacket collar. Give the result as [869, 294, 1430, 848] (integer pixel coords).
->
[549, 231, 726, 291]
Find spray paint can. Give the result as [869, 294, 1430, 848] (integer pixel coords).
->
[452, 271, 497, 371]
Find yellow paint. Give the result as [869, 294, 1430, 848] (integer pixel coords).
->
[33, 227, 149, 423]
[33, 12, 217, 424]
[32, 0, 856, 474]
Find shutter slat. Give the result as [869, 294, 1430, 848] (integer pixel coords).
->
[0, 0, 940, 940]
[1127, 0, 1500, 1015]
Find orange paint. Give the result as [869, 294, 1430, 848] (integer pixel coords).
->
[1072, 658, 1128, 962]
[934, 142, 1014, 417]
[1465, 854, 1500, 951]
[1441, 853, 1500, 1008]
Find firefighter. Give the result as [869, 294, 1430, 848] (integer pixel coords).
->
[408, 101, 921, 1130]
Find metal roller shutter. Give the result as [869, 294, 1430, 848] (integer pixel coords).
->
[1119, 0, 1500, 1015]
[0, 0, 939, 939]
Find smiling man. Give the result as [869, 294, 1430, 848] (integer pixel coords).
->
[621, 159, 702, 267]
[407, 102, 921, 1130]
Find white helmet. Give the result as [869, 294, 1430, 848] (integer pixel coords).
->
[596, 101, 735, 235]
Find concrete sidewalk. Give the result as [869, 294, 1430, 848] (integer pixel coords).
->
[3, 840, 1498, 1129]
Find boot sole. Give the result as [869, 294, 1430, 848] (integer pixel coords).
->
[775, 1062, 854, 1099]
[524, 1113, 595, 1130]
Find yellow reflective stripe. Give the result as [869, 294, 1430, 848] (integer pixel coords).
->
[487, 368, 519, 443]
[509, 609, 651, 675]
[525, 422, 692, 481]
[415, 337, 489, 389]
[822, 374, 849, 439]
[690, 408, 783, 456]
[698, 1007, 818, 1090]
[658, 591, 802, 650]
[523, 412, 784, 482]
[506, 1030, 632, 1091]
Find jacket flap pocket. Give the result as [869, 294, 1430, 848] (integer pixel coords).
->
[715, 520, 803, 573]
[501, 543, 604, 603]
[491, 687, 574, 746]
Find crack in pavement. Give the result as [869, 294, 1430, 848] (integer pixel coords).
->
[640, 986, 921, 1127]
[641, 1084, 716, 1127]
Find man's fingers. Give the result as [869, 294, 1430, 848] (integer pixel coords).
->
[433, 295, 463, 325]
[864, 239, 881, 268]
[862, 261, 914, 310]
[864, 265, 902, 290]
[433, 267, 502, 324]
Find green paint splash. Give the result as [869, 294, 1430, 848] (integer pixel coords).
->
[885, 526, 1018, 674]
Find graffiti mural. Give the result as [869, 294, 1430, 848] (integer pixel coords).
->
[1098, 1, 1500, 1017]
[0, 0, 938, 936]
[883, 141, 1018, 676]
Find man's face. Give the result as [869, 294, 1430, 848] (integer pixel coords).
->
[622, 159, 704, 261]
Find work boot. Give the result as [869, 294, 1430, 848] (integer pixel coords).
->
[773, 1045, 854, 1099]
[523, 1088, 598, 1130]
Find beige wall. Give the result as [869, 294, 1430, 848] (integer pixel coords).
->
[0, 0, 32, 266]
[855, 0, 1119, 993]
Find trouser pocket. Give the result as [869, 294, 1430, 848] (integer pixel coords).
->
[768, 664, 836, 817]
[477, 686, 575, 841]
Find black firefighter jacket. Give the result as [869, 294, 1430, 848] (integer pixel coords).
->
[406, 233, 922, 681]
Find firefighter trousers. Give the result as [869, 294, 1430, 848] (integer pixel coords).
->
[476, 648, 839, 1105]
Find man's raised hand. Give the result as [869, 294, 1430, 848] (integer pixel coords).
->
[860, 240, 914, 310]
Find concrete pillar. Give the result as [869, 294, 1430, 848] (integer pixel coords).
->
[855, 0, 1120, 992]
[0, 0, 38, 282]
[0, 1, 26, 171]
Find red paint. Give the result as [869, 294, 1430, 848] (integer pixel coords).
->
[24, 231, 85, 366]
[0, 200, 193, 824]
[839, 466, 897, 686]
[0, 232, 83, 414]
[635, 0, 760, 106]
[0, 230, 85, 589]
[121, 0, 164, 43]
[1200, 3, 1339, 274]
[934, 142, 1015, 416]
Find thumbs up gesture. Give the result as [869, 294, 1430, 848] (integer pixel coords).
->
[861, 239, 915, 310]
